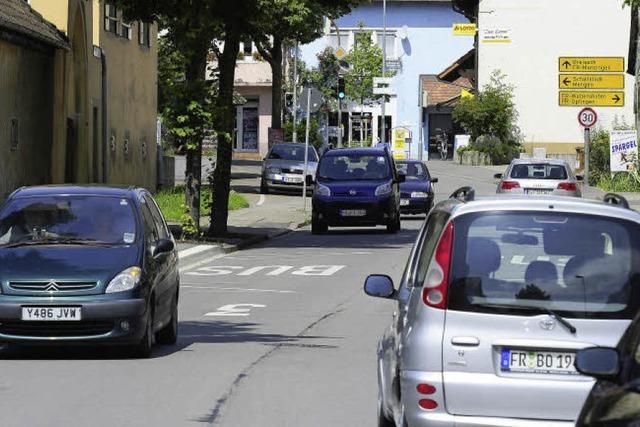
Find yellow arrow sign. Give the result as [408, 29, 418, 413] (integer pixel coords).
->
[559, 57, 625, 73]
[453, 23, 477, 36]
[559, 74, 625, 90]
[559, 91, 625, 107]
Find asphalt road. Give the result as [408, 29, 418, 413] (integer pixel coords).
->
[0, 161, 498, 427]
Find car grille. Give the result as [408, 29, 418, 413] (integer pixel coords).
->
[8, 281, 98, 293]
[0, 321, 113, 337]
[281, 168, 303, 174]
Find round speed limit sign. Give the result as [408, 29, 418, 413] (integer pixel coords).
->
[578, 108, 598, 128]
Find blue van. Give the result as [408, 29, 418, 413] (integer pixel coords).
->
[310, 147, 404, 234]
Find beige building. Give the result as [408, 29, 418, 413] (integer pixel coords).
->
[0, 0, 158, 199]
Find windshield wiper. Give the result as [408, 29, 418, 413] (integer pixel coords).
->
[0, 237, 112, 248]
[472, 302, 577, 334]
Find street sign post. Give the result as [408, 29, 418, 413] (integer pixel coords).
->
[559, 91, 624, 107]
[578, 107, 598, 186]
[559, 74, 625, 90]
[559, 57, 625, 73]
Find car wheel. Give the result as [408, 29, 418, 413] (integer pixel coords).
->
[311, 217, 328, 235]
[387, 214, 400, 234]
[132, 306, 155, 358]
[156, 293, 178, 345]
[378, 396, 396, 427]
[260, 179, 269, 194]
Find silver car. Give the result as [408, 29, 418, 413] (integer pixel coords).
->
[495, 159, 582, 197]
[365, 189, 640, 427]
[260, 143, 318, 194]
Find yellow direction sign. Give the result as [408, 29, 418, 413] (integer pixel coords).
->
[559, 57, 625, 73]
[559, 91, 625, 107]
[559, 74, 625, 90]
[453, 23, 476, 36]
[334, 46, 347, 60]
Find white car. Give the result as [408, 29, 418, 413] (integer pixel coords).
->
[495, 159, 582, 197]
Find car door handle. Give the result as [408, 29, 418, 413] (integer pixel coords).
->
[451, 336, 480, 347]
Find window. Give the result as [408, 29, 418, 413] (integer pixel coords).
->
[327, 33, 349, 50]
[138, 22, 151, 47]
[120, 21, 132, 39]
[240, 37, 252, 56]
[317, 154, 391, 181]
[376, 32, 396, 58]
[104, 3, 118, 33]
[144, 195, 170, 240]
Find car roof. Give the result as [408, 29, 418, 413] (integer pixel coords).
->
[437, 194, 640, 223]
[272, 143, 314, 148]
[509, 158, 569, 166]
[324, 147, 388, 157]
[9, 185, 142, 199]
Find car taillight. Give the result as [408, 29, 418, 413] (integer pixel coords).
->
[422, 222, 453, 309]
[417, 383, 436, 395]
[500, 180, 520, 190]
[418, 399, 438, 410]
[557, 182, 577, 191]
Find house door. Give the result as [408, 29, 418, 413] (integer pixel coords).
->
[235, 102, 259, 152]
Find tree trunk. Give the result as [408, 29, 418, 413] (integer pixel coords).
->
[269, 36, 284, 134]
[209, 26, 241, 236]
[184, 43, 208, 231]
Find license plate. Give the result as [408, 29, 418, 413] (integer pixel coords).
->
[340, 209, 366, 217]
[21, 307, 82, 321]
[283, 175, 302, 184]
[525, 189, 552, 195]
[501, 348, 577, 375]
[400, 199, 410, 206]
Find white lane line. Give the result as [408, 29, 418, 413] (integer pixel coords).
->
[257, 195, 266, 206]
[179, 253, 229, 273]
[178, 245, 216, 259]
[182, 285, 297, 294]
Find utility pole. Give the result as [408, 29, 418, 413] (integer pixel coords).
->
[292, 42, 298, 144]
[380, 0, 387, 146]
[302, 86, 312, 210]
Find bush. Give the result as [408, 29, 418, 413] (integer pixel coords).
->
[467, 135, 520, 165]
[588, 129, 610, 186]
[283, 119, 323, 149]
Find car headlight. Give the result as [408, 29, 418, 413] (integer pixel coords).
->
[105, 266, 142, 294]
[315, 184, 331, 196]
[375, 183, 392, 196]
[267, 167, 281, 174]
[411, 191, 429, 198]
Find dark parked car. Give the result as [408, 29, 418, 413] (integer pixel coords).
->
[0, 186, 179, 357]
[575, 312, 640, 427]
[396, 160, 437, 215]
[311, 147, 404, 234]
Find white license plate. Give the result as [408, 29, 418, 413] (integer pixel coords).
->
[340, 209, 366, 217]
[400, 199, 410, 206]
[501, 348, 577, 375]
[21, 307, 82, 321]
[525, 189, 552, 195]
[283, 175, 302, 184]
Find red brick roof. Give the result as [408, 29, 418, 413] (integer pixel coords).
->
[422, 75, 473, 107]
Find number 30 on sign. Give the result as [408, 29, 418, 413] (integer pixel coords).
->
[578, 107, 598, 128]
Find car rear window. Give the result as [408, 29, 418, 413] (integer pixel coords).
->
[510, 164, 568, 180]
[396, 162, 430, 180]
[447, 212, 640, 319]
[0, 196, 137, 246]
[268, 145, 318, 162]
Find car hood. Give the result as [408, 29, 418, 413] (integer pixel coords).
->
[400, 180, 430, 194]
[318, 179, 389, 197]
[0, 245, 141, 285]
[263, 159, 318, 172]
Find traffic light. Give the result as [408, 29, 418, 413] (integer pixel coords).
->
[285, 92, 294, 111]
[337, 78, 345, 100]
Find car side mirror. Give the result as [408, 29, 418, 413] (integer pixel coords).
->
[305, 175, 315, 186]
[576, 175, 584, 181]
[494, 173, 503, 179]
[430, 177, 439, 183]
[364, 275, 396, 299]
[153, 238, 174, 257]
[575, 347, 620, 379]
[397, 173, 406, 183]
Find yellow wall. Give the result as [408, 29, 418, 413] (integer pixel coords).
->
[521, 142, 582, 156]
[30, 0, 69, 34]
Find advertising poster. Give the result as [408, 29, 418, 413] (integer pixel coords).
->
[609, 130, 638, 172]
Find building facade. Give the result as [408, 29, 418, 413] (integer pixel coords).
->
[455, 0, 635, 158]
[301, 0, 473, 159]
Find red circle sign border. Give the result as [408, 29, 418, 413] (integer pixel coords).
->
[578, 107, 598, 128]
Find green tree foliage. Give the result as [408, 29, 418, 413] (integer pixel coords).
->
[624, 0, 640, 7]
[343, 26, 386, 106]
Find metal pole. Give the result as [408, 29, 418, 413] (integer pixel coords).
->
[303, 87, 312, 210]
[584, 127, 591, 186]
[338, 97, 343, 148]
[292, 42, 298, 143]
[380, 0, 387, 146]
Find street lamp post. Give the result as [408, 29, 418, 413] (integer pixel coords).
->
[380, 0, 387, 146]
[292, 42, 299, 144]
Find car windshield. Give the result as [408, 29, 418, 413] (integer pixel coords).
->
[447, 212, 640, 319]
[268, 145, 318, 162]
[317, 154, 390, 181]
[510, 163, 568, 180]
[0, 196, 137, 246]
[397, 162, 429, 180]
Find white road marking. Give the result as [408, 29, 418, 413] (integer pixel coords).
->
[257, 195, 266, 206]
[205, 304, 266, 317]
[178, 245, 215, 259]
[510, 256, 528, 265]
[237, 266, 293, 276]
[536, 255, 551, 261]
[185, 264, 346, 277]
[179, 253, 230, 273]
[183, 286, 297, 294]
